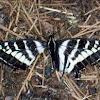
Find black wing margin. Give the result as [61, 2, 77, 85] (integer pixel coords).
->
[57, 38, 100, 77]
[0, 39, 46, 69]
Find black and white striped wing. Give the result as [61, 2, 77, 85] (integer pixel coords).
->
[58, 38, 100, 75]
[0, 39, 46, 69]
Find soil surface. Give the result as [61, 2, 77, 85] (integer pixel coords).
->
[0, 0, 100, 100]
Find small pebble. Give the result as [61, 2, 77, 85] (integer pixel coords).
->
[0, 4, 3, 10]
[5, 96, 14, 100]
[72, 70, 81, 78]
[22, 97, 30, 100]
[69, 0, 76, 3]
[48, 12, 56, 16]
[39, 8, 46, 13]
[76, 80, 83, 87]
[3, 15, 9, 24]
[45, 67, 51, 78]
[90, 87, 97, 94]
[26, 89, 33, 95]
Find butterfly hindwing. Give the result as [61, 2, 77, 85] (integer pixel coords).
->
[0, 39, 46, 69]
[57, 38, 100, 74]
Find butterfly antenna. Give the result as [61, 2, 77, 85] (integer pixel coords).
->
[52, 27, 55, 37]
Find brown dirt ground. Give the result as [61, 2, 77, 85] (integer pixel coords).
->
[0, 0, 100, 100]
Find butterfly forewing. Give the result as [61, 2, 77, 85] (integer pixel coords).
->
[58, 38, 100, 74]
[0, 39, 46, 69]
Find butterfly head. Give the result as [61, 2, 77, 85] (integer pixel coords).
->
[48, 35, 56, 48]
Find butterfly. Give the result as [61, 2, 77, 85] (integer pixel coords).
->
[0, 35, 100, 78]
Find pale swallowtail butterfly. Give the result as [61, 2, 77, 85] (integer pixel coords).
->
[0, 35, 100, 78]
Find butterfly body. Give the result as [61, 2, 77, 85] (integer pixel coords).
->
[48, 35, 59, 71]
[0, 36, 100, 77]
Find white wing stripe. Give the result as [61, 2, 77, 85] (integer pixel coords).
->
[11, 51, 18, 56]
[19, 55, 26, 63]
[85, 41, 90, 49]
[0, 45, 2, 49]
[34, 41, 45, 54]
[24, 59, 30, 66]
[65, 39, 80, 73]
[59, 48, 65, 71]
[58, 40, 70, 72]
[23, 40, 35, 59]
[4, 42, 8, 46]
[15, 52, 22, 59]
[91, 47, 97, 52]
[95, 40, 99, 45]
[6, 46, 10, 50]
[6, 49, 12, 54]
[14, 42, 19, 50]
